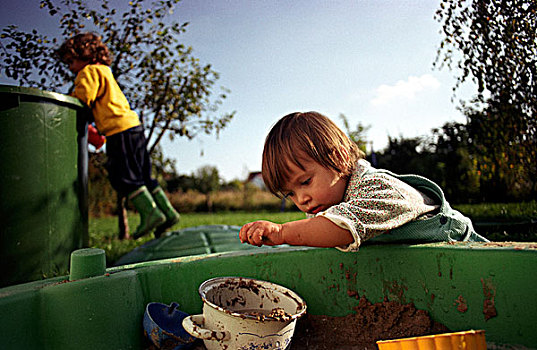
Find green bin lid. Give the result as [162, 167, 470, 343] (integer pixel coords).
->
[114, 225, 284, 265]
[0, 84, 84, 108]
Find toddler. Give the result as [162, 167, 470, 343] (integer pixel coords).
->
[239, 112, 488, 251]
[57, 33, 180, 238]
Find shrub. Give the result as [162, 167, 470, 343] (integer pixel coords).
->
[165, 188, 298, 213]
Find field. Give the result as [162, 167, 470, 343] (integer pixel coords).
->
[90, 211, 305, 264]
[90, 201, 537, 266]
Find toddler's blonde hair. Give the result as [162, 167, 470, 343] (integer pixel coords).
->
[262, 111, 365, 197]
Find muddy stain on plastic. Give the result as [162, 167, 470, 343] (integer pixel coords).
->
[481, 277, 497, 320]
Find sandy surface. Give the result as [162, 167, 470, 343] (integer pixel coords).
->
[289, 296, 448, 350]
[173, 295, 448, 350]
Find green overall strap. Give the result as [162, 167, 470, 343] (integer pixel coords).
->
[363, 167, 488, 243]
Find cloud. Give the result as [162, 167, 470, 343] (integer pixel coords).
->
[370, 74, 441, 106]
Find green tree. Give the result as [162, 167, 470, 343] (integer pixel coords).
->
[462, 101, 536, 201]
[435, 0, 537, 200]
[435, 0, 536, 110]
[375, 137, 442, 184]
[431, 122, 481, 203]
[194, 165, 221, 212]
[0, 0, 234, 153]
[338, 113, 370, 154]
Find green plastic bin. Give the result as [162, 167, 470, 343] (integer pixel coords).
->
[0, 85, 89, 287]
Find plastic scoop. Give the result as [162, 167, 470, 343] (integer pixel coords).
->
[143, 302, 196, 349]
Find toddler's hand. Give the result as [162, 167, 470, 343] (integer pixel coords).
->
[239, 220, 284, 247]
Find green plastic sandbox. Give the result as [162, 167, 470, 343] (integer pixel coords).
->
[0, 241, 535, 349]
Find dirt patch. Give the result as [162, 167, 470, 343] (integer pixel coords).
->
[171, 295, 448, 350]
[481, 278, 497, 321]
[289, 296, 448, 350]
[483, 241, 537, 250]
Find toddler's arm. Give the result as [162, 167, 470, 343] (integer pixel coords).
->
[239, 216, 353, 248]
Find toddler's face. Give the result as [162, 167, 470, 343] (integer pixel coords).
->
[281, 155, 347, 214]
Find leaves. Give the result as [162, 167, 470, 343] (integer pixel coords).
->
[435, 0, 537, 116]
[435, 0, 537, 201]
[0, 25, 67, 90]
[339, 113, 370, 154]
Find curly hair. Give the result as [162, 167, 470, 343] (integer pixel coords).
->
[56, 32, 112, 66]
[262, 111, 366, 197]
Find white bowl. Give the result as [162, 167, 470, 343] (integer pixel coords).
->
[182, 276, 306, 350]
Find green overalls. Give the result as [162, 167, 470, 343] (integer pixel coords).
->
[365, 168, 489, 243]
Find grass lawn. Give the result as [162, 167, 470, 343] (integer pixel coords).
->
[90, 211, 305, 265]
[91, 201, 537, 266]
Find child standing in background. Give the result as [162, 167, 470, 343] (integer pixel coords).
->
[239, 111, 488, 250]
[57, 33, 180, 239]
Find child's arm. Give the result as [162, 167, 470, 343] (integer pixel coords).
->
[239, 216, 354, 248]
[72, 66, 100, 107]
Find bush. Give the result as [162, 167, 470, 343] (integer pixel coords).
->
[455, 201, 537, 242]
[166, 188, 298, 213]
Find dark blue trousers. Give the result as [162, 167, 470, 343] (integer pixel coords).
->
[105, 125, 158, 197]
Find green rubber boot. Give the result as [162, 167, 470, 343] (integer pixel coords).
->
[129, 186, 166, 239]
[152, 186, 181, 238]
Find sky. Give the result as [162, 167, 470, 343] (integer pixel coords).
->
[0, 0, 475, 182]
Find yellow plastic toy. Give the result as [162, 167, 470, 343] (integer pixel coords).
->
[376, 330, 486, 350]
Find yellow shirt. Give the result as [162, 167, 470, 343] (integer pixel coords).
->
[73, 64, 140, 136]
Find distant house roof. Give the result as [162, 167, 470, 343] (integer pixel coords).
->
[246, 171, 265, 190]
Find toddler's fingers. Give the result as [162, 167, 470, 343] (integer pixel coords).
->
[239, 223, 253, 243]
[240, 222, 260, 244]
[251, 227, 265, 247]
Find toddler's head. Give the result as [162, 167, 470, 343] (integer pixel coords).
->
[57, 32, 112, 66]
[262, 111, 365, 197]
